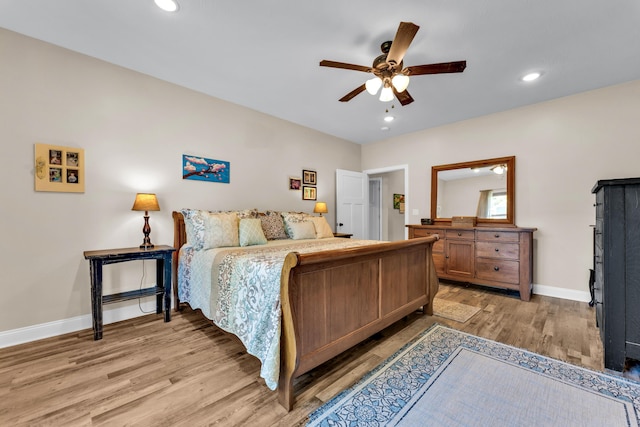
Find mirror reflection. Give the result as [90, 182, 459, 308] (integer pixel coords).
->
[436, 165, 508, 219]
[431, 156, 515, 226]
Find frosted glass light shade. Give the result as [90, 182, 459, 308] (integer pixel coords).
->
[365, 77, 382, 95]
[391, 74, 410, 92]
[379, 86, 394, 102]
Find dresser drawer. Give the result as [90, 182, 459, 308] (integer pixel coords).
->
[475, 259, 520, 284]
[476, 230, 519, 242]
[411, 228, 444, 239]
[475, 242, 519, 260]
[445, 229, 475, 240]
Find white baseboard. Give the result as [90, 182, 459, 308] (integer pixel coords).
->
[533, 284, 591, 303]
[0, 300, 156, 349]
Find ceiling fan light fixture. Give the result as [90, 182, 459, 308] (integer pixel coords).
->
[154, 0, 179, 12]
[391, 74, 410, 92]
[384, 116, 395, 122]
[365, 77, 382, 95]
[379, 86, 394, 102]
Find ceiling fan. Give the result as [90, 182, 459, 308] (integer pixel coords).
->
[320, 22, 466, 106]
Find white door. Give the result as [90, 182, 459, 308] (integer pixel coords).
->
[368, 178, 382, 240]
[336, 169, 368, 239]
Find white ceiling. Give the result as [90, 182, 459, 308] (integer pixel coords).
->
[1, 0, 639, 144]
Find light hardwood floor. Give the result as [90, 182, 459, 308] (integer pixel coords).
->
[0, 283, 603, 426]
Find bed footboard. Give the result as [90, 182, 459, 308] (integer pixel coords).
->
[278, 236, 438, 410]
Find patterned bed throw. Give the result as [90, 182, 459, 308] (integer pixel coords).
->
[178, 238, 383, 390]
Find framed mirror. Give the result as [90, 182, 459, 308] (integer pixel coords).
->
[431, 156, 515, 226]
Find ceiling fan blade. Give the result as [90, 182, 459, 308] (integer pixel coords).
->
[339, 84, 367, 102]
[393, 87, 414, 106]
[386, 22, 420, 66]
[405, 61, 467, 76]
[320, 60, 373, 73]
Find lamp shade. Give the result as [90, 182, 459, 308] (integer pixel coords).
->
[131, 193, 160, 212]
[314, 202, 328, 214]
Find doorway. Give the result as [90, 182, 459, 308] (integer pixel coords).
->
[364, 165, 408, 241]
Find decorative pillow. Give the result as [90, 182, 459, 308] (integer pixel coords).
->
[236, 209, 259, 219]
[281, 212, 313, 238]
[261, 211, 288, 240]
[310, 216, 334, 238]
[239, 218, 267, 247]
[288, 221, 317, 240]
[203, 212, 239, 249]
[180, 209, 209, 250]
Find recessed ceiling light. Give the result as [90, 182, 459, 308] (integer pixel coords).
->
[155, 0, 179, 12]
[384, 116, 395, 123]
[381, 126, 390, 131]
[522, 72, 541, 82]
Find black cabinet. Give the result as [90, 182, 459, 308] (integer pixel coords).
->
[592, 178, 640, 371]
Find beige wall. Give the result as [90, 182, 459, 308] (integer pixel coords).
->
[362, 79, 640, 299]
[0, 29, 361, 335]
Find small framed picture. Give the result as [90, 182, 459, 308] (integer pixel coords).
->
[302, 186, 317, 201]
[66, 152, 79, 167]
[302, 169, 317, 185]
[289, 177, 301, 190]
[393, 193, 405, 209]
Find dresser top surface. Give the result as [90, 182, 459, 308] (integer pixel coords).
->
[407, 225, 537, 232]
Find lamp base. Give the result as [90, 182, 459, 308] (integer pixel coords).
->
[140, 213, 154, 250]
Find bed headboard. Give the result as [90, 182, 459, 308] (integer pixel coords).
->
[172, 211, 187, 251]
[171, 211, 186, 310]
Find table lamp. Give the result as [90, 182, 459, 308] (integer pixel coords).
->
[131, 193, 160, 249]
[314, 202, 328, 216]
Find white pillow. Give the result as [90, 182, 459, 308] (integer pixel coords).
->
[310, 216, 334, 238]
[239, 218, 267, 247]
[281, 212, 311, 238]
[288, 221, 317, 240]
[203, 212, 239, 249]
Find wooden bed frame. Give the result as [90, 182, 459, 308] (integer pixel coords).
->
[172, 211, 439, 411]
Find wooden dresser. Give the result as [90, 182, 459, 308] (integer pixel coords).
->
[592, 178, 640, 371]
[407, 225, 536, 301]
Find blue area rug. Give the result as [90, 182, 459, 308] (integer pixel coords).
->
[307, 324, 640, 426]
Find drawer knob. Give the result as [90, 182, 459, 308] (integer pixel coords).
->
[495, 248, 499, 252]
[457, 232, 462, 236]
[494, 266, 500, 271]
[494, 234, 500, 238]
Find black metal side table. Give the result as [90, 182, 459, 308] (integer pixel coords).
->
[83, 245, 175, 340]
